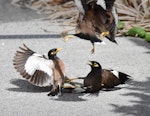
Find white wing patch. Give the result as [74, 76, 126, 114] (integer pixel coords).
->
[111, 70, 119, 79]
[25, 53, 54, 76]
[74, 0, 85, 14]
[97, 0, 106, 10]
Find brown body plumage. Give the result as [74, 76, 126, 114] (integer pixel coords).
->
[101, 69, 130, 88]
[75, 61, 103, 93]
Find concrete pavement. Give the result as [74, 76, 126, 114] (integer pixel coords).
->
[0, 1, 150, 116]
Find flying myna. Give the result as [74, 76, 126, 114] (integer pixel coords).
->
[69, 61, 130, 92]
[63, 0, 117, 53]
[63, 0, 104, 53]
[13, 44, 66, 96]
[75, 0, 118, 42]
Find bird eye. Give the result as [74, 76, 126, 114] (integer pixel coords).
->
[50, 52, 55, 55]
[93, 63, 99, 67]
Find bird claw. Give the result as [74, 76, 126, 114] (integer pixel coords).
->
[99, 31, 109, 38]
[65, 77, 83, 83]
[65, 78, 72, 83]
[47, 87, 59, 96]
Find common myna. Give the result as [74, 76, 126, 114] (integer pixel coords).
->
[64, 0, 117, 53]
[63, 0, 104, 53]
[83, 61, 102, 92]
[75, 0, 118, 42]
[69, 61, 130, 92]
[69, 61, 103, 93]
[13, 44, 66, 96]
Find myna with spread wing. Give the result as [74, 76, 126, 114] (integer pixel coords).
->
[63, 0, 117, 53]
[63, 0, 104, 54]
[75, 0, 118, 42]
[13, 44, 66, 96]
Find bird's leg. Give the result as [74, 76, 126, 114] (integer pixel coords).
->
[65, 77, 84, 83]
[91, 43, 95, 54]
[61, 29, 76, 42]
[99, 31, 109, 39]
[64, 77, 84, 89]
[63, 35, 75, 42]
[47, 84, 59, 96]
[57, 83, 62, 96]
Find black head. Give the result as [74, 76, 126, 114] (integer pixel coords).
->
[48, 48, 61, 60]
[88, 61, 102, 70]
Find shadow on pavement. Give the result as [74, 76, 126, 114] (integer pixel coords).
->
[52, 91, 101, 102]
[7, 79, 103, 101]
[7, 79, 88, 101]
[129, 37, 150, 51]
[51, 93, 87, 102]
[110, 77, 150, 116]
[7, 79, 51, 92]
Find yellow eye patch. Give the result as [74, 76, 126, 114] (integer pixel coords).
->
[93, 63, 99, 67]
[50, 51, 56, 55]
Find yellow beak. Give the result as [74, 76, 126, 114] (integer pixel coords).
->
[87, 60, 92, 66]
[56, 48, 62, 53]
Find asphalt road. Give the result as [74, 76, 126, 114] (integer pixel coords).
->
[0, 1, 150, 116]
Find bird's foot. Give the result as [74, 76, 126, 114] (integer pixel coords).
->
[63, 85, 75, 89]
[99, 31, 109, 38]
[47, 91, 57, 96]
[47, 87, 59, 96]
[65, 77, 81, 83]
[63, 35, 75, 42]
[64, 78, 72, 83]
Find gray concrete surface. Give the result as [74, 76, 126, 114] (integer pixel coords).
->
[0, 1, 150, 116]
[0, 0, 44, 23]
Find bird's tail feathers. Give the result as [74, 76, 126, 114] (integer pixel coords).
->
[118, 72, 131, 84]
[110, 69, 131, 84]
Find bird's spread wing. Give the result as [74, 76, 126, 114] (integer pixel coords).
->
[13, 44, 54, 87]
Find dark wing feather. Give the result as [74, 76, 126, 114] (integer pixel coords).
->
[104, 0, 116, 11]
[13, 44, 54, 87]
